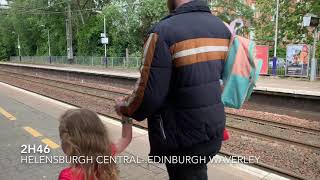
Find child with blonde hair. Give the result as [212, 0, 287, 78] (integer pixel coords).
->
[58, 108, 132, 180]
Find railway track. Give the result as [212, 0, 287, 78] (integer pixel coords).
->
[226, 115, 320, 151]
[0, 70, 318, 150]
[0, 69, 130, 95]
[0, 70, 317, 179]
[0, 70, 129, 100]
[226, 114, 320, 135]
[227, 126, 319, 151]
[0, 69, 317, 132]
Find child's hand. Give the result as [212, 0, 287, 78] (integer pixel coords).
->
[113, 118, 133, 155]
[114, 97, 126, 117]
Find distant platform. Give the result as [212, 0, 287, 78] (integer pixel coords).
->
[255, 76, 320, 98]
[1, 62, 319, 98]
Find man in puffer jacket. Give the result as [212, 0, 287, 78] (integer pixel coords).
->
[115, 0, 231, 179]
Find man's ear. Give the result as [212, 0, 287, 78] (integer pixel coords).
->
[167, 0, 177, 13]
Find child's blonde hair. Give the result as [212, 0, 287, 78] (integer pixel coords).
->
[59, 108, 118, 180]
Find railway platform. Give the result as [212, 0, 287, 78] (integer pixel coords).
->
[0, 78, 292, 180]
[1, 62, 319, 97]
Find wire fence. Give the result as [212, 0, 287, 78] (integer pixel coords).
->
[266, 58, 320, 78]
[267, 58, 286, 76]
[9, 56, 142, 69]
[9, 56, 320, 77]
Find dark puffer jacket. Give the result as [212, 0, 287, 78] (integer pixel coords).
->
[120, 0, 231, 157]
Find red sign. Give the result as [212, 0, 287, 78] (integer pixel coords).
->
[256, 45, 269, 75]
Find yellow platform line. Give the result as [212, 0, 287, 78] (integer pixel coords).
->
[23, 127, 43, 137]
[0, 107, 16, 121]
[41, 138, 60, 149]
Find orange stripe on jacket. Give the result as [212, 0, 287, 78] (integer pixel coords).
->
[170, 38, 229, 55]
[170, 38, 229, 67]
[174, 51, 227, 67]
[121, 33, 159, 116]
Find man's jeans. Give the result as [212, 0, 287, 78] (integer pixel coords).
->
[165, 163, 208, 180]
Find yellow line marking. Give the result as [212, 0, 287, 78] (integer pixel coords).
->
[23, 127, 43, 137]
[41, 138, 60, 149]
[0, 107, 16, 121]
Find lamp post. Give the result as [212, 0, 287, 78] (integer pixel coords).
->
[272, 0, 280, 76]
[94, 10, 108, 67]
[274, 0, 279, 58]
[103, 14, 107, 67]
[12, 31, 21, 62]
[310, 27, 318, 81]
[17, 34, 21, 62]
[303, 14, 319, 81]
[41, 25, 51, 64]
[66, 0, 73, 64]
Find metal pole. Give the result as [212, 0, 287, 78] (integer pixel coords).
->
[272, 0, 280, 76]
[111, 57, 113, 68]
[18, 34, 21, 62]
[126, 48, 129, 68]
[274, 0, 279, 58]
[66, 1, 73, 63]
[310, 27, 318, 81]
[104, 15, 108, 68]
[104, 15, 106, 58]
[48, 29, 51, 64]
[136, 57, 139, 68]
[91, 56, 94, 66]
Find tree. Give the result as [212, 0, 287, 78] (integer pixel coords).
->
[99, 0, 167, 57]
[255, 0, 320, 58]
[1, 0, 317, 59]
[210, 0, 254, 37]
[0, 13, 16, 60]
[138, 0, 167, 37]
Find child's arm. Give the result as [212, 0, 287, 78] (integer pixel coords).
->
[113, 117, 133, 155]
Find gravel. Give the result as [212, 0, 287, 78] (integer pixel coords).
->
[222, 130, 320, 180]
[227, 118, 320, 148]
[226, 108, 320, 131]
[0, 75, 118, 118]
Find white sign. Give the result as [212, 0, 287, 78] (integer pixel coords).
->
[101, 37, 109, 44]
[303, 16, 311, 27]
[100, 33, 106, 38]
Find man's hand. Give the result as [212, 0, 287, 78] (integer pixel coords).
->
[114, 97, 126, 117]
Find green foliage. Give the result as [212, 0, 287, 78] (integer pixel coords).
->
[255, 0, 320, 58]
[102, 1, 139, 57]
[76, 15, 103, 56]
[0, 13, 15, 59]
[101, 0, 167, 57]
[254, 0, 275, 45]
[0, 0, 319, 59]
[0, 0, 168, 57]
[138, 0, 167, 36]
[269, 47, 286, 58]
[210, 0, 254, 36]
[211, 0, 254, 22]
